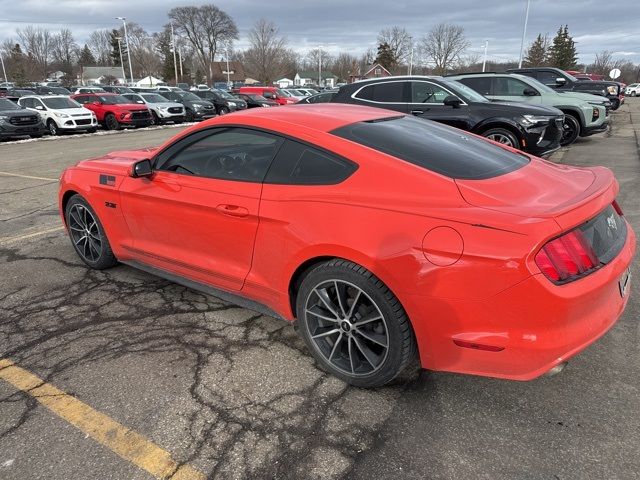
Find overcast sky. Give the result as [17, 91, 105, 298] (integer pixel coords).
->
[1, 0, 639, 65]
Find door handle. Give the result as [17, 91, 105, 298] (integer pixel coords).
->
[410, 110, 426, 115]
[216, 204, 249, 217]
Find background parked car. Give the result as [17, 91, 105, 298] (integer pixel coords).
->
[235, 93, 278, 108]
[297, 88, 319, 96]
[297, 90, 338, 104]
[282, 88, 307, 100]
[176, 83, 190, 91]
[330, 76, 565, 156]
[625, 83, 640, 97]
[101, 85, 135, 94]
[73, 87, 106, 94]
[18, 95, 98, 135]
[158, 90, 216, 121]
[0, 97, 46, 139]
[234, 86, 297, 105]
[5, 89, 36, 100]
[71, 93, 152, 130]
[448, 72, 609, 146]
[122, 93, 185, 125]
[193, 89, 246, 114]
[34, 85, 71, 95]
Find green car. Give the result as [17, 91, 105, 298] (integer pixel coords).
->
[447, 72, 609, 146]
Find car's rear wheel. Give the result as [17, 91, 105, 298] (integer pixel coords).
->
[65, 195, 117, 270]
[481, 128, 520, 149]
[560, 114, 581, 146]
[104, 113, 120, 131]
[47, 119, 59, 136]
[218, 106, 230, 115]
[296, 259, 415, 387]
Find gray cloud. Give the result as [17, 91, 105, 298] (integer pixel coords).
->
[1, 0, 639, 64]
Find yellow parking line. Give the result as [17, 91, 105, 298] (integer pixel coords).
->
[0, 359, 205, 480]
[0, 171, 58, 182]
[0, 225, 66, 246]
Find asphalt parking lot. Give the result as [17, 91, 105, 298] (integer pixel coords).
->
[1, 103, 639, 480]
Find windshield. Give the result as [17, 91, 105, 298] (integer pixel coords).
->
[276, 89, 290, 97]
[142, 94, 169, 103]
[98, 95, 134, 105]
[42, 97, 82, 109]
[247, 94, 267, 101]
[0, 98, 21, 110]
[443, 80, 489, 103]
[177, 91, 202, 101]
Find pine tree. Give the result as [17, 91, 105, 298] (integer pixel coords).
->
[77, 44, 96, 67]
[375, 42, 396, 71]
[523, 34, 548, 67]
[546, 25, 578, 70]
[110, 29, 125, 67]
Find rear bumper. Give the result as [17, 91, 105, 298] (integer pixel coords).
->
[405, 222, 636, 380]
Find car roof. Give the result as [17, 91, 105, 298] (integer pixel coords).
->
[21, 95, 72, 99]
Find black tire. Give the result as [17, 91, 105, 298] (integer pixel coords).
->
[560, 114, 581, 146]
[65, 194, 118, 270]
[631, 92, 636, 97]
[218, 106, 230, 115]
[87, 127, 97, 134]
[610, 98, 620, 110]
[185, 109, 195, 122]
[296, 259, 416, 388]
[47, 119, 59, 136]
[29, 134, 43, 139]
[481, 128, 520, 149]
[151, 111, 161, 125]
[104, 113, 120, 131]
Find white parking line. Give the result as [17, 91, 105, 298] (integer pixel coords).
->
[0, 225, 65, 246]
[0, 171, 58, 182]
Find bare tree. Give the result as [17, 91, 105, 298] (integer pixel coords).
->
[304, 48, 334, 73]
[590, 50, 616, 75]
[378, 26, 413, 66]
[87, 29, 112, 65]
[169, 4, 238, 83]
[17, 26, 52, 78]
[419, 23, 470, 75]
[51, 29, 77, 74]
[243, 19, 290, 84]
[115, 23, 162, 78]
[333, 52, 358, 82]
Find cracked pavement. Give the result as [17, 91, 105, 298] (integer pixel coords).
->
[0, 105, 639, 480]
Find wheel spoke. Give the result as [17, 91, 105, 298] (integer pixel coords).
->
[346, 290, 362, 319]
[88, 237, 101, 259]
[315, 287, 340, 319]
[70, 210, 84, 229]
[74, 234, 87, 246]
[353, 312, 383, 328]
[352, 335, 380, 368]
[328, 333, 343, 362]
[311, 328, 340, 340]
[347, 336, 355, 374]
[69, 224, 84, 232]
[354, 328, 388, 348]
[306, 306, 339, 323]
[334, 281, 348, 318]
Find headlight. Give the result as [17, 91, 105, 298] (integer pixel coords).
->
[159, 107, 168, 111]
[0, 115, 9, 122]
[56, 112, 70, 118]
[262, 104, 271, 107]
[520, 115, 550, 127]
[228, 101, 236, 107]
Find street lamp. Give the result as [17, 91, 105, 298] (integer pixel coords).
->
[482, 40, 489, 72]
[116, 17, 134, 85]
[408, 36, 414, 75]
[317, 45, 323, 87]
[115, 37, 126, 84]
[0, 53, 7, 84]
[225, 42, 231, 88]
[170, 22, 178, 85]
[518, 0, 531, 68]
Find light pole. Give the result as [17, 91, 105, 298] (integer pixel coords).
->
[482, 40, 489, 72]
[116, 17, 134, 85]
[0, 53, 7, 84]
[225, 42, 231, 88]
[317, 45, 322, 87]
[518, 0, 531, 68]
[116, 37, 126, 84]
[408, 36, 414, 75]
[170, 22, 178, 85]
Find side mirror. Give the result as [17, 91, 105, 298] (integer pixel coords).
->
[523, 88, 538, 96]
[131, 159, 153, 178]
[92, 101, 101, 106]
[443, 95, 462, 108]
[35, 105, 44, 110]
[137, 100, 144, 104]
[555, 77, 567, 85]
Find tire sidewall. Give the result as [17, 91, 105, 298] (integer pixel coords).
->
[561, 115, 580, 146]
[47, 119, 58, 136]
[105, 114, 119, 130]
[482, 128, 520, 149]
[296, 262, 410, 387]
[65, 195, 114, 269]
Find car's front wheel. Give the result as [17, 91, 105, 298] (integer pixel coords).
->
[65, 195, 117, 270]
[104, 113, 120, 131]
[296, 259, 416, 387]
[185, 109, 195, 122]
[151, 111, 161, 125]
[481, 128, 520, 149]
[47, 119, 59, 136]
[218, 106, 230, 115]
[560, 114, 581, 146]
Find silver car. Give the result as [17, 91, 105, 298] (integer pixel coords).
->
[122, 93, 185, 125]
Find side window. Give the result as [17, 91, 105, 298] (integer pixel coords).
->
[411, 81, 453, 103]
[75, 96, 89, 104]
[262, 91, 276, 99]
[493, 77, 529, 96]
[157, 128, 284, 183]
[371, 82, 406, 103]
[459, 77, 491, 96]
[537, 71, 560, 86]
[265, 139, 357, 185]
[34, 99, 45, 109]
[20, 98, 33, 108]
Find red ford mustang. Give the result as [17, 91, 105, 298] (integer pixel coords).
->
[58, 104, 635, 387]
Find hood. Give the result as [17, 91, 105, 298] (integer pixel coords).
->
[557, 91, 608, 104]
[76, 147, 160, 176]
[478, 100, 561, 116]
[106, 103, 149, 111]
[151, 102, 183, 109]
[455, 158, 615, 221]
[52, 107, 93, 115]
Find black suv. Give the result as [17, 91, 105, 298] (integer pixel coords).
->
[158, 90, 217, 121]
[0, 98, 46, 140]
[330, 76, 565, 156]
[507, 67, 622, 110]
[193, 89, 247, 114]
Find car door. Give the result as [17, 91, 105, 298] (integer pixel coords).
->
[407, 80, 471, 130]
[118, 127, 284, 291]
[490, 77, 542, 105]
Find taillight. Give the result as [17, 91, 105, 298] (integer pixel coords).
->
[535, 229, 599, 284]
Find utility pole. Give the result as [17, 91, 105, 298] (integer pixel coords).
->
[178, 48, 184, 77]
[518, 0, 531, 68]
[0, 53, 7, 84]
[482, 40, 489, 72]
[116, 37, 126, 84]
[116, 17, 134, 85]
[170, 22, 178, 85]
[225, 43, 231, 88]
[318, 45, 322, 87]
[408, 37, 414, 75]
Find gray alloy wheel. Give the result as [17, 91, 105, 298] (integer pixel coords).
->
[47, 119, 59, 136]
[218, 106, 230, 115]
[104, 113, 120, 131]
[560, 114, 581, 146]
[631, 92, 636, 97]
[296, 259, 416, 387]
[482, 128, 519, 148]
[65, 195, 117, 269]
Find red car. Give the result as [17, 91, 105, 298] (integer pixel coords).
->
[234, 86, 297, 105]
[58, 104, 635, 387]
[71, 93, 152, 130]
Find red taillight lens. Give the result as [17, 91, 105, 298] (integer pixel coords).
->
[535, 229, 599, 283]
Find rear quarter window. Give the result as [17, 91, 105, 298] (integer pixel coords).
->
[331, 116, 529, 180]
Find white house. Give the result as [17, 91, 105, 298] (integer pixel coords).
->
[275, 77, 294, 88]
[81, 67, 127, 85]
[294, 71, 338, 88]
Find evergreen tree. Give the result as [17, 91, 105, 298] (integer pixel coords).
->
[523, 34, 548, 67]
[77, 44, 96, 67]
[110, 29, 123, 66]
[546, 25, 578, 70]
[156, 27, 176, 83]
[375, 42, 395, 71]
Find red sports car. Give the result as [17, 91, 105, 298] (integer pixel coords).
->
[58, 104, 635, 387]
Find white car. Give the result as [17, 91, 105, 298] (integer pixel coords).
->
[18, 95, 98, 135]
[297, 88, 319, 96]
[625, 83, 640, 97]
[73, 86, 106, 94]
[190, 84, 210, 91]
[122, 93, 185, 125]
[154, 86, 184, 93]
[282, 88, 307, 100]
